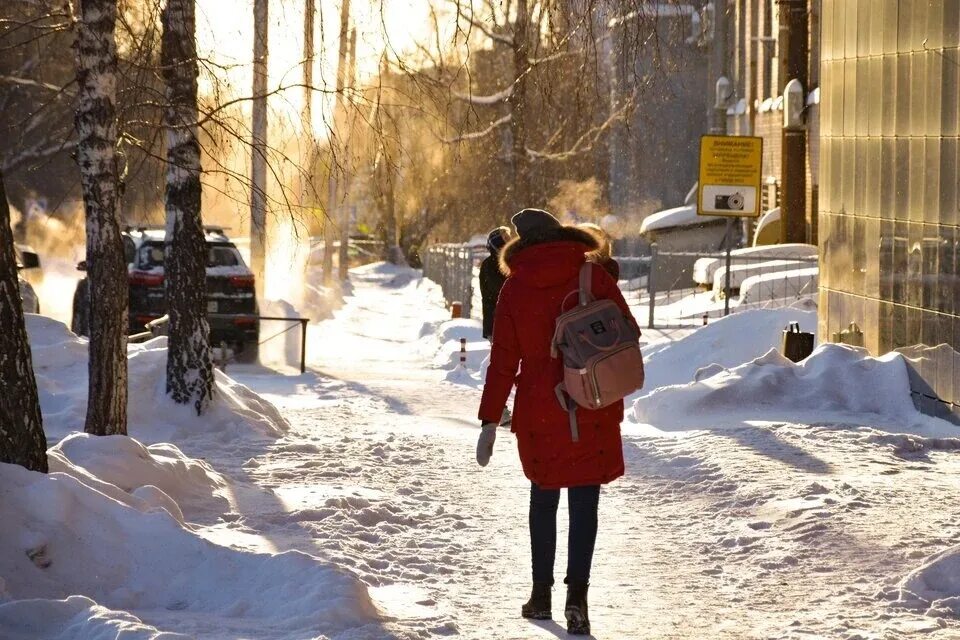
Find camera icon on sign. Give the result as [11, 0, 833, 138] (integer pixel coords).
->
[714, 192, 745, 211]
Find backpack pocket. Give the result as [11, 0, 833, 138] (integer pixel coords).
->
[584, 343, 645, 407]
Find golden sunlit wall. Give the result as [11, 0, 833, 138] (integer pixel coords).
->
[819, 0, 960, 420]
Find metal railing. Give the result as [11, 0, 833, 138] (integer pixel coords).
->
[422, 244, 477, 318]
[614, 248, 819, 328]
[129, 313, 311, 373]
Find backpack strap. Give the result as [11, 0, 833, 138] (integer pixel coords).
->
[554, 383, 581, 443]
[551, 263, 595, 359]
[579, 262, 594, 306]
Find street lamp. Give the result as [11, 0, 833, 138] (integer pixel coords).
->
[783, 78, 805, 130]
[714, 76, 731, 135]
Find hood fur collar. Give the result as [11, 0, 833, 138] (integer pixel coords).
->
[498, 225, 600, 276]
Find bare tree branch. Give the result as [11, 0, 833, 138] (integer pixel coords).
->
[442, 114, 511, 143]
[451, 83, 513, 105]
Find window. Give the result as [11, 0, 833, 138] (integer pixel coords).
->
[137, 243, 243, 269]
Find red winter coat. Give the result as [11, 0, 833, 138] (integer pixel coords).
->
[478, 229, 641, 489]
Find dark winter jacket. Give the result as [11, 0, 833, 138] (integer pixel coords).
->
[479, 253, 507, 339]
[478, 226, 640, 489]
[597, 256, 620, 281]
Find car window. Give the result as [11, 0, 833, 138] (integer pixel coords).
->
[209, 246, 240, 267]
[138, 243, 243, 269]
[139, 243, 165, 268]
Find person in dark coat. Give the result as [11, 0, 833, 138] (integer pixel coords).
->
[578, 222, 620, 281]
[475, 208, 640, 635]
[479, 226, 511, 340]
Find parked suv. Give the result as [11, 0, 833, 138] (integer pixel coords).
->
[72, 226, 260, 361]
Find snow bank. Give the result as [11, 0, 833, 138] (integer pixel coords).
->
[0, 595, 189, 640]
[634, 343, 937, 431]
[639, 308, 818, 390]
[49, 433, 230, 522]
[692, 243, 816, 285]
[739, 266, 819, 305]
[27, 315, 288, 445]
[423, 318, 490, 373]
[891, 545, 960, 618]
[0, 461, 380, 638]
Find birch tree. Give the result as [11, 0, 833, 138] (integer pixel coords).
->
[75, 0, 128, 436]
[161, 0, 214, 414]
[0, 169, 47, 472]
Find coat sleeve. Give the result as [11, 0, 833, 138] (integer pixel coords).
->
[478, 283, 521, 424]
[592, 263, 640, 336]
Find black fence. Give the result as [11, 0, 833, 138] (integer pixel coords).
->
[422, 244, 479, 317]
[130, 313, 311, 373]
[614, 248, 819, 328]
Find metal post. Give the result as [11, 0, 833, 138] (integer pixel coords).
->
[779, 0, 809, 243]
[647, 243, 657, 329]
[723, 218, 734, 316]
[299, 319, 308, 374]
[711, 0, 729, 135]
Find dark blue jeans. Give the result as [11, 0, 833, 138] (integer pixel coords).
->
[529, 483, 601, 586]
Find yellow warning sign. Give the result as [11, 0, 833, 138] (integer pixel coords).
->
[697, 135, 763, 218]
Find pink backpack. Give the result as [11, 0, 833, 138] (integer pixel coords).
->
[551, 263, 645, 441]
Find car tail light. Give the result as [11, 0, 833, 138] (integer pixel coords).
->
[234, 317, 257, 326]
[136, 314, 160, 325]
[130, 271, 164, 286]
[229, 275, 255, 288]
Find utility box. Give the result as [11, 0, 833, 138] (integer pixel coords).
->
[781, 322, 814, 362]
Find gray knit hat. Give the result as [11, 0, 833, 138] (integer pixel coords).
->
[510, 208, 561, 239]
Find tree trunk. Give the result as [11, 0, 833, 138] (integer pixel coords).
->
[75, 0, 128, 437]
[250, 0, 269, 302]
[161, 0, 214, 415]
[337, 20, 355, 282]
[0, 170, 47, 472]
[507, 0, 530, 210]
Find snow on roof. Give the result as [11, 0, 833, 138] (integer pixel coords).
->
[639, 204, 707, 234]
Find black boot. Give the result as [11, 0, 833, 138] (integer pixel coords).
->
[564, 581, 590, 635]
[521, 582, 552, 620]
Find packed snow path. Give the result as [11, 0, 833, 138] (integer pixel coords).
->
[223, 266, 960, 639]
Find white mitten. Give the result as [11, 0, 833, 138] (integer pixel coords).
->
[476, 423, 498, 467]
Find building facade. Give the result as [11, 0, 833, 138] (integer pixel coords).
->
[608, 3, 710, 221]
[819, 0, 960, 420]
[724, 0, 821, 243]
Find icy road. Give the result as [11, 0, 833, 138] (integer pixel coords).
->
[222, 265, 960, 639]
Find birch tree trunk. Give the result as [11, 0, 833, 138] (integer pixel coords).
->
[75, 0, 128, 436]
[161, 0, 214, 414]
[0, 170, 47, 472]
[249, 0, 269, 302]
[506, 0, 530, 210]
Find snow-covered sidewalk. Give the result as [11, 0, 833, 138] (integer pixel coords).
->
[5, 263, 960, 639]
[226, 265, 960, 639]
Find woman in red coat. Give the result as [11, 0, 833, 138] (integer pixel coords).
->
[475, 208, 640, 635]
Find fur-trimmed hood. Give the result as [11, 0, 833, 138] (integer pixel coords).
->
[498, 225, 600, 276]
